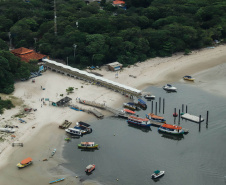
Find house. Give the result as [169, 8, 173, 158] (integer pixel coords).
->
[11, 47, 46, 63]
[107, 62, 123, 71]
[112, 0, 126, 8]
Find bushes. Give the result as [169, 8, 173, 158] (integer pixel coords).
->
[0, 98, 14, 114]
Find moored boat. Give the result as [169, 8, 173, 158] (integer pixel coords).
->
[127, 116, 151, 127]
[123, 103, 137, 111]
[78, 142, 98, 149]
[65, 128, 82, 136]
[151, 170, 165, 179]
[163, 84, 177, 92]
[147, 113, 166, 123]
[49, 178, 65, 184]
[85, 164, 95, 173]
[183, 75, 195, 81]
[122, 109, 136, 115]
[144, 94, 155, 100]
[74, 122, 92, 134]
[138, 98, 147, 109]
[158, 124, 184, 135]
[17, 157, 32, 169]
[0, 127, 16, 133]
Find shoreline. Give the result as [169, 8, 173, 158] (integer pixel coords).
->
[0, 44, 226, 184]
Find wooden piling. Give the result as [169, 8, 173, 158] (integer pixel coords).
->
[182, 104, 184, 113]
[151, 101, 153, 113]
[155, 102, 157, 115]
[163, 98, 165, 114]
[199, 115, 201, 132]
[186, 105, 188, 113]
[159, 97, 161, 113]
[178, 109, 180, 124]
[206, 111, 209, 125]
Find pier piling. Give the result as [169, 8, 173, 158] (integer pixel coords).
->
[178, 109, 180, 124]
[155, 102, 157, 115]
[151, 101, 153, 113]
[182, 104, 184, 113]
[159, 97, 161, 113]
[186, 105, 188, 113]
[199, 115, 201, 132]
[163, 98, 165, 114]
[206, 111, 209, 125]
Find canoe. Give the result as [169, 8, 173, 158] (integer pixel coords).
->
[49, 178, 65, 184]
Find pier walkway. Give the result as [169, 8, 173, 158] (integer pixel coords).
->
[181, 113, 204, 123]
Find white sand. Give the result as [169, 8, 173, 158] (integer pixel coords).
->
[0, 44, 226, 185]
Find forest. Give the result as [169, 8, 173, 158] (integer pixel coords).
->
[0, 0, 226, 95]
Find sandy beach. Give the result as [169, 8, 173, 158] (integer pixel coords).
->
[0, 44, 226, 185]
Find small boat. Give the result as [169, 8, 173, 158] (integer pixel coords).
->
[158, 124, 184, 135]
[123, 103, 137, 111]
[183, 75, 195, 81]
[0, 127, 16, 133]
[122, 109, 136, 114]
[64, 138, 71, 141]
[151, 170, 165, 179]
[127, 116, 151, 127]
[138, 98, 147, 108]
[163, 84, 177, 92]
[78, 142, 98, 149]
[51, 149, 56, 157]
[144, 94, 155, 100]
[74, 122, 92, 134]
[65, 128, 83, 136]
[17, 157, 32, 169]
[85, 164, 95, 173]
[49, 178, 65, 184]
[147, 113, 166, 123]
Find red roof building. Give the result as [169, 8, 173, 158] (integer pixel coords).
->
[113, 0, 125, 5]
[11, 47, 46, 63]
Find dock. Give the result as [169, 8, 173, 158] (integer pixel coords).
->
[59, 120, 72, 129]
[88, 109, 104, 119]
[181, 113, 204, 123]
[12, 143, 23, 147]
[78, 99, 105, 109]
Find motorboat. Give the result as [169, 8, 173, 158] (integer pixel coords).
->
[183, 75, 195, 81]
[147, 113, 166, 123]
[144, 94, 155, 100]
[162, 84, 177, 92]
[65, 128, 82, 136]
[74, 121, 92, 134]
[138, 98, 147, 109]
[123, 103, 137, 111]
[49, 178, 65, 184]
[121, 109, 136, 115]
[78, 142, 98, 149]
[158, 124, 184, 135]
[151, 170, 165, 179]
[85, 164, 95, 173]
[127, 116, 151, 127]
[17, 157, 32, 169]
[0, 127, 15, 133]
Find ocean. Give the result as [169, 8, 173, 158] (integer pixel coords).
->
[62, 64, 226, 185]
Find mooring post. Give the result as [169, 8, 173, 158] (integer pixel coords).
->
[178, 109, 181, 124]
[159, 97, 161, 113]
[186, 105, 188, 113]
[174, 108, 176, 124]
[206, 111, 209, 125]
[163, 98, 165, 114]
[199, 115, 201, 132]
[151, 101, 153, 113]
[182, 104, 184, 113]
[155, 102, 157, 115]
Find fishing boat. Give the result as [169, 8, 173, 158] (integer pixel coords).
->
[123, 103, 137, 111]
[49, 178, 65, 184]
[144, 94, 155, 100]
[78, 142, 98, 149]
[85, 164, 95, 173]
[17, 157, 32, 169]
[74, 121, 92, 134]
[158, 124, 184, 135]
[127, 116, 151, 127]
[183, 75, 195, 81]
[65, 128, 82, 136]
[122, 109, 136, 115]
[138, 98, 147, 109]
[162, 84, 177, 92]
[147, 113, 166, 123]
[151, 170, 165, 179]
[0, 127, 16, 133]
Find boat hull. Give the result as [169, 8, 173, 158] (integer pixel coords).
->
[17, 161, 32, 169]
[151, 171, 165, 179]
[78, 144, 98, 149]
[127, 120, 151, 127]
[158, 127, 184, 135]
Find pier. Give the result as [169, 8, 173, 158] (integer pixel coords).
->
[12, 143, 23, 147]
[59, 120, 72, 129]
[181, 113, 204, 123]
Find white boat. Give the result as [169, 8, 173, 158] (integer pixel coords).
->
[151, 170, 165, 179]
[158, 124, 184, 135]
[65, 128, 82, 136]
[0, 128, 16, 133]
[144, 94, 155, 100]
[163, 84, 177, 92]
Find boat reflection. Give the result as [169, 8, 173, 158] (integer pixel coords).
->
[159, 132, 184, 141]
[128, 124, 152, 133]
[80, 148, 99, 152]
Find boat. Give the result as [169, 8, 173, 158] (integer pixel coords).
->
[162, 84, 177, 92]
[17, 157, 32, 169]
[78, 142, 98, 149]
[85, 164, 95, 173]
[65, 128, 83, 136]
[147, 113, 166, 123]
[158, 123, 184, 135]
[74, 121, 92, 134]
[51, 149, 56, 157]
[0, 127, 16, 133]
[65, 138, 71, 141]
[123, 103, 137, 111]
[122, 109, 136, 115]
[144, 94, 155, 100]
[49, 178, 65, 184]
[151, 170, 165, 179]
[127, 116, 151, 127]
[183, 75, 195, 81]
[138, 98, 147, 108]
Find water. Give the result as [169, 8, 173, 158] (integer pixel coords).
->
[63, 82, 226, 185]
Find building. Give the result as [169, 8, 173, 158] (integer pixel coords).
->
[112, 0, 126, 9]
[107, 62, 123, 71]
[11, 47, 46, 63]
